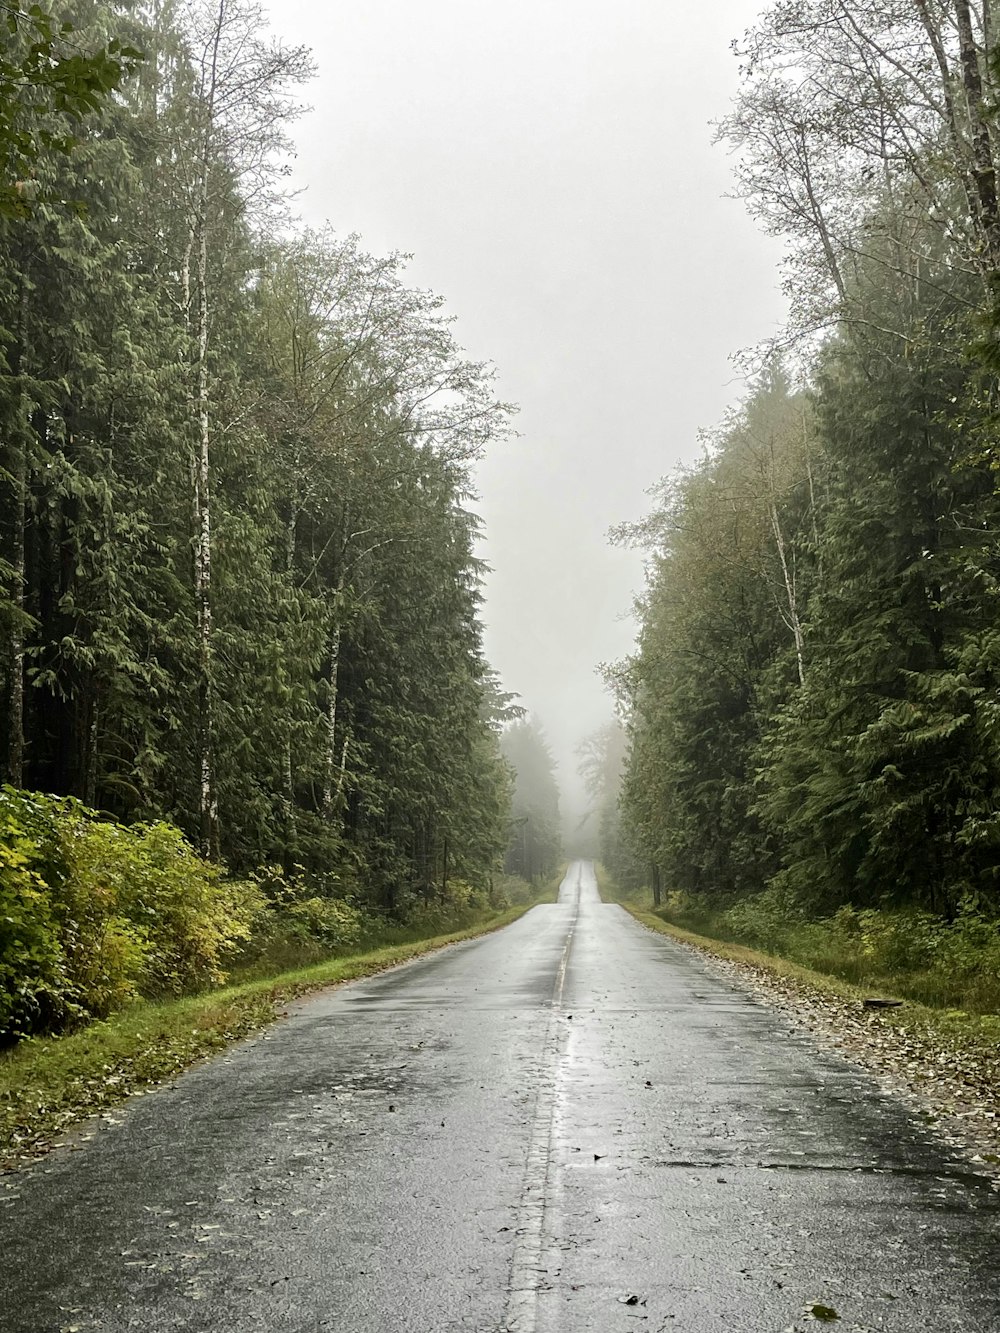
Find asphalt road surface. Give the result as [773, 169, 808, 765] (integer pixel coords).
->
[3, 861, 1000, 1332]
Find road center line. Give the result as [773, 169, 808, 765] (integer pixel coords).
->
[503, 867, 583, 1333]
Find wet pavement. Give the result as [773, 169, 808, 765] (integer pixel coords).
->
[2, 860, 999, 1332]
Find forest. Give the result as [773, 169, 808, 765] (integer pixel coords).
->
[0, 0, 560, 1038]
[0, 0, 524, 890]
[14, 0, 1000, 1046]
[609, 0, 1000, 995]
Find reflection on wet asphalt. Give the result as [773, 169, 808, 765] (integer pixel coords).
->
[2, 860, 999, 1331]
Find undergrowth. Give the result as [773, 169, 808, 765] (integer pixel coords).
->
[1, 786, 547, 1044]
[629, 878, 1000, 1015]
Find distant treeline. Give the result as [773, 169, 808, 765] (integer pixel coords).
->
[501, 719, 561, 884]
[0, 0, 517, 909]
[608, 2, 1000, 927]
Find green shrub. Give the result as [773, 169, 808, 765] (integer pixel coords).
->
[720, 884, 806, 953]
[231, 866, 366, 973]
[284, 896, 364, 950]
[51, 817, 151, 1017]
[0, 808, 72, 1038]
[116, 822, 255, 995]
[658, 879, 1000, 1014]
[405, 879, 491, 933]
[57, 818, 256, 1002]
[0, 788, 83, 1038]
[0, 788, 260, 1040]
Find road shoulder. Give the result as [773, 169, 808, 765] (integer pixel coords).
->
[623, 903, 1000, 1185]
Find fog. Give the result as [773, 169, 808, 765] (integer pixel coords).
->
[265, 0, 786, 817]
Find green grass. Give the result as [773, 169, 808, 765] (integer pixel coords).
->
[0, 891, 555, 1170]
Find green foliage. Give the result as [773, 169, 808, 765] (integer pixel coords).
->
[0, 2, 512, 919]
[0, 3, 142, 217]
[402, 878, 492, 933]
[660, 887, 1000, 1015]
[63, 819, 255, 999]
[282, 895, 363, 950]
[232, 866, 364, 971]
[0, 792, 70, 1037]
[614, 370, 810, 904]
[0, 788, 253, 1040]
[615, 136, 1000, 949]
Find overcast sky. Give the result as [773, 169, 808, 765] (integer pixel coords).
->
[266, 0, 786, 812]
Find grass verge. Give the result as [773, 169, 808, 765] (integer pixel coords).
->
[0, 895, 552, 1171]
[623, 898, 1000, 1047]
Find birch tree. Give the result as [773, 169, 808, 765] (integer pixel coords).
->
[722, 0, 1000, 344]
[167, 0, 310, 854]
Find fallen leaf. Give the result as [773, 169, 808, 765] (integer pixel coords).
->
[807, 1304, 840, 1322]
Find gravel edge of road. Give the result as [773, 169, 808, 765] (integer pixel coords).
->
[622, 904, 1000, 1186]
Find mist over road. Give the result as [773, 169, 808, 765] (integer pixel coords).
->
[2, 863, 998, 1331]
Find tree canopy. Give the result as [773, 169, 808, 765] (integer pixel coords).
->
[615, 0, 1000, 928]
[0, 0, 515, 914]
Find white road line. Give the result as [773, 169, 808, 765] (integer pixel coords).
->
[503, 865, 583, 1333]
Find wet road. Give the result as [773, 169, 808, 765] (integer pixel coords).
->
[2, 861, 1000, 1332]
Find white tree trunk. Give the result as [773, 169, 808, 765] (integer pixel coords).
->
[322, 610, 343, 816]
[6, 431, 25, 786]
[770, 499, 806, 686]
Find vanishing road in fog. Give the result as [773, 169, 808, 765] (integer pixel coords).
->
[3, 862, 999, 1331]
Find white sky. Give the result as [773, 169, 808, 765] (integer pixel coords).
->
[265, 0, 786, 813]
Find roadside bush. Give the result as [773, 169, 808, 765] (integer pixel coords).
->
[406, 879, 491, 934]
[0, 788, 258, 1041]
[231, 866, 366, 974]
[0, 794, 73, 1038]
[59, 818, 256, 1002]
[119, 822, 256, 995]
[283, 896, 364, 950]
[719, 884, 806, 953]
[656, 877, 1000, 1013]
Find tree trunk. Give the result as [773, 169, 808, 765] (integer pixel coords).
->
[4, 276, 28, 788]
[84, 697, 99, 808]
[796, 126, 848, 305]
[914, 0, 980, 228]
[955, 0, 1000, 265]
[322, 580, 345, 816]
[6, 429, 26, 787]
[769, 500, 806, 686]
[282, 736, 298, 871]
[193, 190, 218, 857]
[187, 0, 228, 858]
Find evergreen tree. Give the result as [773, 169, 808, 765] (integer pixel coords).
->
[502, 718, 561, 883]
[0, 0, 516, 914]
